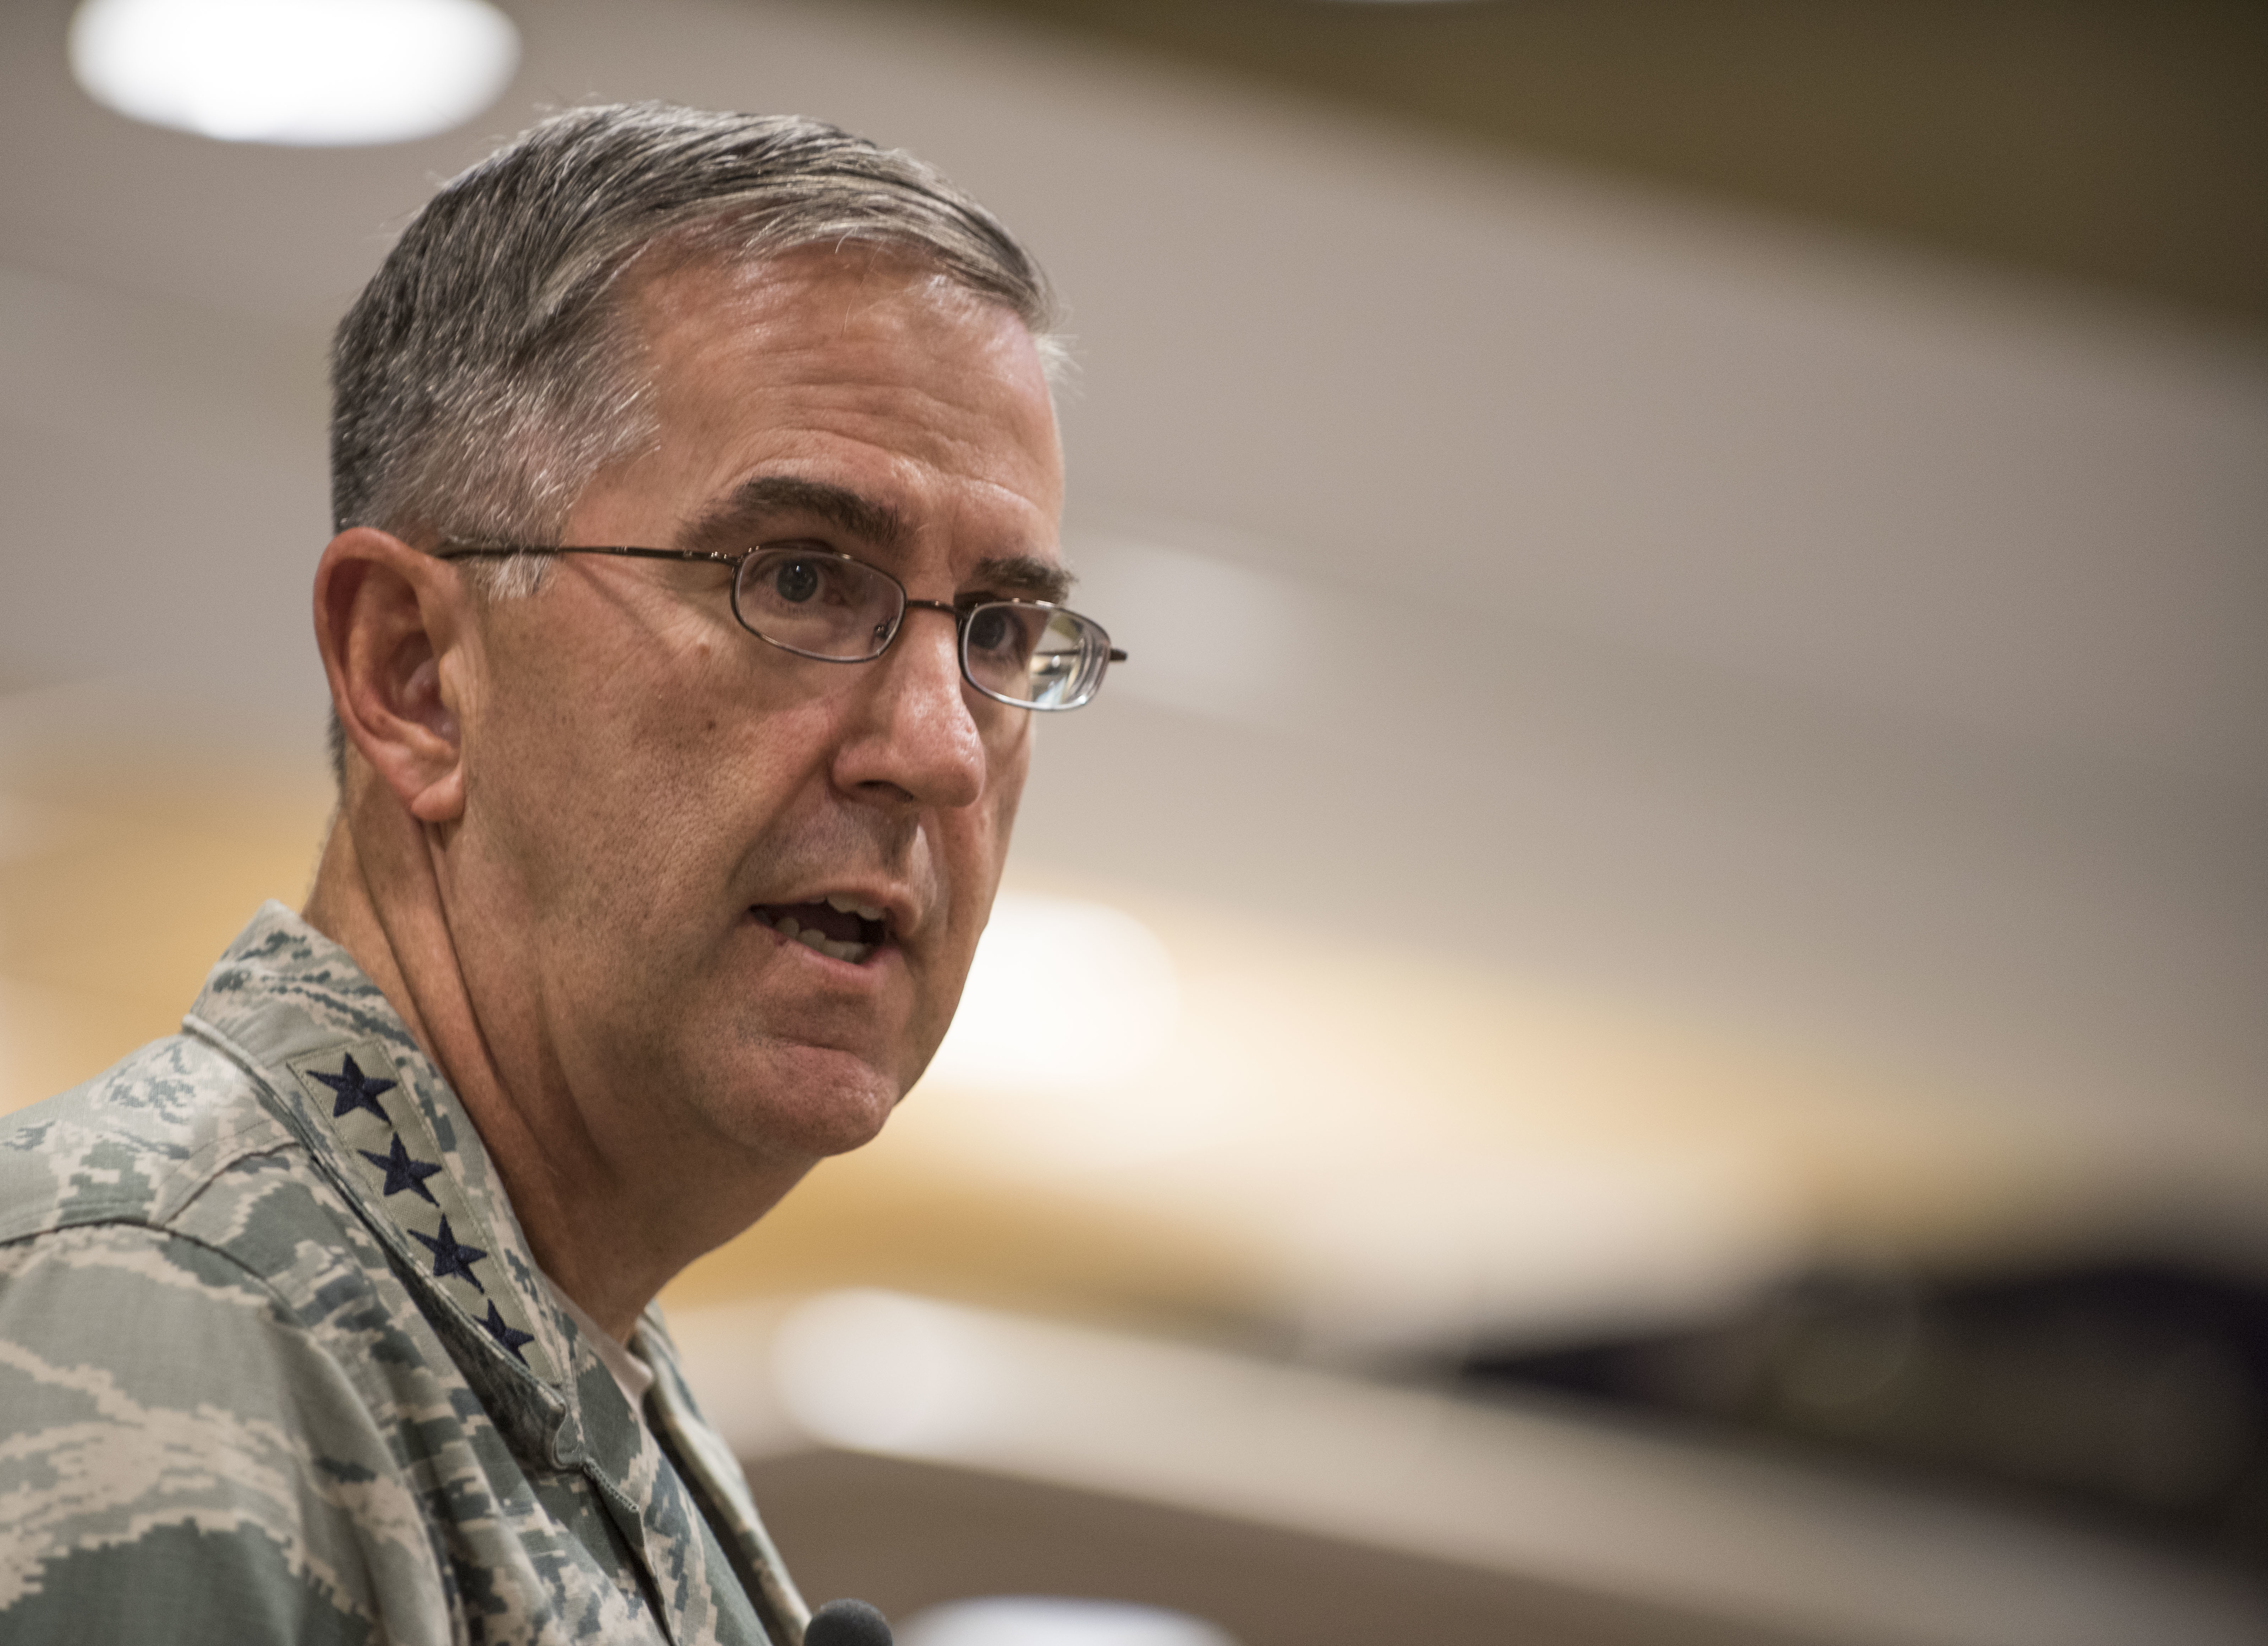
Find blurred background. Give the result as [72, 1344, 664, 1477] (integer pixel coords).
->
[3, 1, 2266, 1641]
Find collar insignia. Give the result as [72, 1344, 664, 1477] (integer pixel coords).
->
[308, 1052, 396, 1121]
[358, 1133, 444, 1204]
[481, 1301, 538, 1364]
[410, 1214, 490, 1291]
[285, 1039, 560, 1389]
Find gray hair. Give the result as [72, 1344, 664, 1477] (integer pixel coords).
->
[325, 102, 1064, 778]
[332, 103, 1063, 549]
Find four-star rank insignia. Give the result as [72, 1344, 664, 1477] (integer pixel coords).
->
[287, 1039, 559, 1388]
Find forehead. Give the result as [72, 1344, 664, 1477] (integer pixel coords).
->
[598, 248, 1065, 563]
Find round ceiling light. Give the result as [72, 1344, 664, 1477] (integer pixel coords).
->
[68, 0, 519, 147]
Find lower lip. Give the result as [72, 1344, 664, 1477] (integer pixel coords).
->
[750, 912, 895, 976]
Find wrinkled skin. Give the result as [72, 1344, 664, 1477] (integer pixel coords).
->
[307, 250, 1064, 1334]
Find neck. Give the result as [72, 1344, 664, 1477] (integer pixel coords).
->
[303, 772, 805, 1341]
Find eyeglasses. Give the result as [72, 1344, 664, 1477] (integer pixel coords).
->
[437, 543, 1126, 711]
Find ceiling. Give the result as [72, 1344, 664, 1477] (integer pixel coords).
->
[2, 0, 2266, 1346]
[944, 0, 2268, 332]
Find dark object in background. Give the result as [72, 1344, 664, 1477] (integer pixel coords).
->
[807, 1597, 894, 1646]
[1466, 1261, 2268, 1569]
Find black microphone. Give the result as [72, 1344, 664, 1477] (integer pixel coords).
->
[805, 1598, 893, 1646]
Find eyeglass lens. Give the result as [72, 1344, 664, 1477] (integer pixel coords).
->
[734, 549, 900, 659]
[731, 547, 1109, 709]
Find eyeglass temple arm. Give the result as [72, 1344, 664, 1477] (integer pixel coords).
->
[437, 545, 736, 564]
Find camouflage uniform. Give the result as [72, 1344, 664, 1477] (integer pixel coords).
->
[0, 902, 810, 1644]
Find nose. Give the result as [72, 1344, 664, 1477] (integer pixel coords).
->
[832, 606, 990, 810]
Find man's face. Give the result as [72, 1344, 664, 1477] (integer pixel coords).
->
[442, 250, 1063, 1177]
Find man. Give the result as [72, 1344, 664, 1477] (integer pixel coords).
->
[0, 104, 1118, 1644]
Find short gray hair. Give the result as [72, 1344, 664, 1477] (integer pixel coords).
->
[325, 103, 1064, 777]
[332, 104, 1062, 548]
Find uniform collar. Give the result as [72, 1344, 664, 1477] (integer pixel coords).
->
[184, 901, 579, 1452]
[183, 902, 806, 1641]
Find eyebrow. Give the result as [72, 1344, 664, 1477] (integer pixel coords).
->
[968, 554, 1075, 606]
[680, 475, 909, 556]
[681, 474, 1074, 604]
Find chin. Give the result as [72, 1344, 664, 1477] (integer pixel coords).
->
[714, 1045, 903, 1161]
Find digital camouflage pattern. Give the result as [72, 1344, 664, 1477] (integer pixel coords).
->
[0, 902, 811, 1644]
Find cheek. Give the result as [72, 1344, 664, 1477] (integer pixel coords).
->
[936, 743, 1031, 959]
[466, 672, 701, 905]
[981, 732, 1032, 852]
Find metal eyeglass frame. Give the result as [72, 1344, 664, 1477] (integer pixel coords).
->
[436, 542, 1127, 712]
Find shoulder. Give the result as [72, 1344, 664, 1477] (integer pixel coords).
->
[0, 1222, 441, 1644]
[0, 1029, 297, 1242]
[0, 1032, 396, 1348]
[0, 1028, 434, 1370]
[0, 1035, 461, 1638]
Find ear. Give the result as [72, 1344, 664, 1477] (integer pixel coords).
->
[314, 529, 471, 824]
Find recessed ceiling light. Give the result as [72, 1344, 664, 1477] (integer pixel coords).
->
[69, 0, 519, 147]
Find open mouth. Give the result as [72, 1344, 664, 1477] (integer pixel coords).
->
[752, 894, 889, 964]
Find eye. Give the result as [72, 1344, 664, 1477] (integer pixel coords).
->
[772, 558, 823, 604]
[966, 605, 1018, 657]
[735, 548, 903, 661]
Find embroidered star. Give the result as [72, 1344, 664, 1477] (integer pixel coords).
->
[308, 1054, 396, 1123]
[407, 1214, 488, 1292]
[357, 1134, 443, 1206]
[481, 1301, 536, 1365]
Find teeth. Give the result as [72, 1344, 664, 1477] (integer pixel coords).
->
[754, 903, 880, 962]
[824, 892, 887, 922]
[787, 924, 872, 964]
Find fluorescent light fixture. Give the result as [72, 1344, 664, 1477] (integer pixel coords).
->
[902, 1597, 1239, 1646]
[69, 0, 519, 147]
[924, 891, 1179, 1097]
